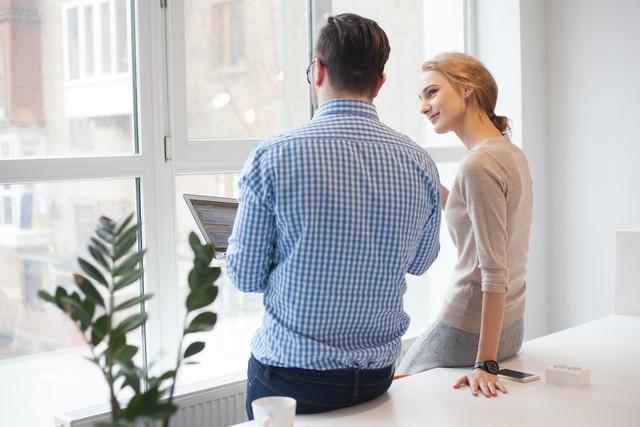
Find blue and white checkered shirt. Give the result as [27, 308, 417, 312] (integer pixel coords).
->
[227, 99, 441, 370]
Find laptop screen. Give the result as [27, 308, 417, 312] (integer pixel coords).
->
[183, 194, 238, 253]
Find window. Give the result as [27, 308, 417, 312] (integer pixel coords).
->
[211, 0, 245, 68]
[0, 184, 13, 225]
[0, 1, 146, 425]
[174, 0, 468, 384]
[63, 0, 130, 81]
[0, 32, 6, 119]
[1, 1, 470, 425]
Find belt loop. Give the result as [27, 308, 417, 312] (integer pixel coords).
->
[352, 367, 360, 398]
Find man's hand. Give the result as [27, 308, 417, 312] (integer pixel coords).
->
[453, 369, 508, 397]
[440, 185, 449, 210]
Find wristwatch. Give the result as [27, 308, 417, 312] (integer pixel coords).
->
[473, 360, 500, 375]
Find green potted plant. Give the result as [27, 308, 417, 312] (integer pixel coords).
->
[38, 214, 220, 427]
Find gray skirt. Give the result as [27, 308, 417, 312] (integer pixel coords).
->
[397, 318, 524, 375]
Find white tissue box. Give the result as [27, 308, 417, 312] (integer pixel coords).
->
[545, 365, 590, 388]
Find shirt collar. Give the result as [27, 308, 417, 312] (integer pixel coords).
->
[313, 98, 379, 121]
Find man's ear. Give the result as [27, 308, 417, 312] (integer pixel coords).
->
[372, 73, 386, 98]
[315, 60, 326, 86]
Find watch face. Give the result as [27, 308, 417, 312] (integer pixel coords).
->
[486, 361, 499, 374]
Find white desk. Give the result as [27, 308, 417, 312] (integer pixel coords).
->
[236, 315, 640, 426]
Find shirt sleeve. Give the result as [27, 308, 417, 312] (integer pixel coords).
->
[226, 148, 276, 293]
[461, 152, 509, 293]
[407, 177, 441, 276]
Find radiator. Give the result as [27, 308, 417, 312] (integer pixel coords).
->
[54, 377, 248, 427]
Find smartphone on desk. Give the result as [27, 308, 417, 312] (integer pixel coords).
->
[498, 368, 540, 383]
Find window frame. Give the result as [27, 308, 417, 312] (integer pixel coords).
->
[0, 0, 181, 374]
[169, 0, 470, 175]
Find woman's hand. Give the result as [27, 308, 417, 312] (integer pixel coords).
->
[453, 369, 508, 397]
[440, 185, 449, 210]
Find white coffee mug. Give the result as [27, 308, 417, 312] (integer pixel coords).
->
[251, 396, 296, 427]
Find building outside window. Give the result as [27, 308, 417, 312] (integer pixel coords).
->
[211, 0, 246, 68]
[63, 0, 130, 81]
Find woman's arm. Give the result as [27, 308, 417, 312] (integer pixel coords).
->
[440, 184, 449, 210]
[453, 292, 508, 397]
[453, 152, 510, 397]
[476, 292, 506, 362]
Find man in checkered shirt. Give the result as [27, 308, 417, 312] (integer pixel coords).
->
[227, 13, 441, 418]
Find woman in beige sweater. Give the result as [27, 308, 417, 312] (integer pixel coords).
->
[397, 52, 533, 398]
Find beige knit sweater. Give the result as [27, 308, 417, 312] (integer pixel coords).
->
[438, 136, 533, 334]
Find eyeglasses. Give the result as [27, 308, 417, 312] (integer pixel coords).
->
[306, 58, 318, 84]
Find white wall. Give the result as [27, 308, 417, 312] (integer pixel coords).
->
[545, 0, 640, 330]
[475, 0, 551, 339]
[519, 0, 550, 338]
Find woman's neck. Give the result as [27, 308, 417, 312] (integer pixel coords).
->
[455, 111, 503, 150]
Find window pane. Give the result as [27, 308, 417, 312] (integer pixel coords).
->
[116, 0, 129, 73]
[184, 0, 309, 140]
[174, 174, 263, 383]
[101, 2, 112, 73]
[0, 32, 6, 116]
[67, 8, 80, 79]
[0, 2, 134, 160]
[2, 195, 12, 224]
[314, 0, 465, 148]
[84, 6, 95, 75]
[0, 178, 142, 427]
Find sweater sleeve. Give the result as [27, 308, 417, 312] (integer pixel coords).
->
[460, 152, 509, 293]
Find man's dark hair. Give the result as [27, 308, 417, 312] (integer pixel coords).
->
[315, 13, 390, 97]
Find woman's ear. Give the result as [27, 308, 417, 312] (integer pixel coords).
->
[462, 86, 474, 98]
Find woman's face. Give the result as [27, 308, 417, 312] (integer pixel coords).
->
[419, 70, 467, 134]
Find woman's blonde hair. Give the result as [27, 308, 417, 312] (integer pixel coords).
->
[422, 52, 510, 135]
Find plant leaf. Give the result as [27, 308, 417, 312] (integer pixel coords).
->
[116, 360, 142, 394]
[77, 257, 108, 287]
[189, 232, 215, 263]
[95, 227, 114, 244]
[54, 287, 70, 311]
[61, 296, 92, 327]
[37, 290, 56, 304]
[183, 341, 205, 358]
[113, 224, 140, 261]
[74, 274, 105, 307]
[90, 237, 111, 258]
[185, 286, 218, 311]
[188, 266, 221, 291]
[113, 294, 153, 312]
[114, 312, 148, 336]
[115, 213, 135, 236]
[185, 311, 217, 334]
[81, 298, 96, 330]
[120, 387, 160, 420]
[112, 344, 138, 363]
[148, 369, 176, 390]
[99, 216, 116, 233]
[113, 269, 143, 291]
[88, 245, 110, 271]
[91, 314, 108, 345]
[113, 250, 146, 278]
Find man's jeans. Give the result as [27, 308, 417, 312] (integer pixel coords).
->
[245, 355, 394, 419]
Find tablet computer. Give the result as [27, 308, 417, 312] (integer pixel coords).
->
[183, 194, 238, 255]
